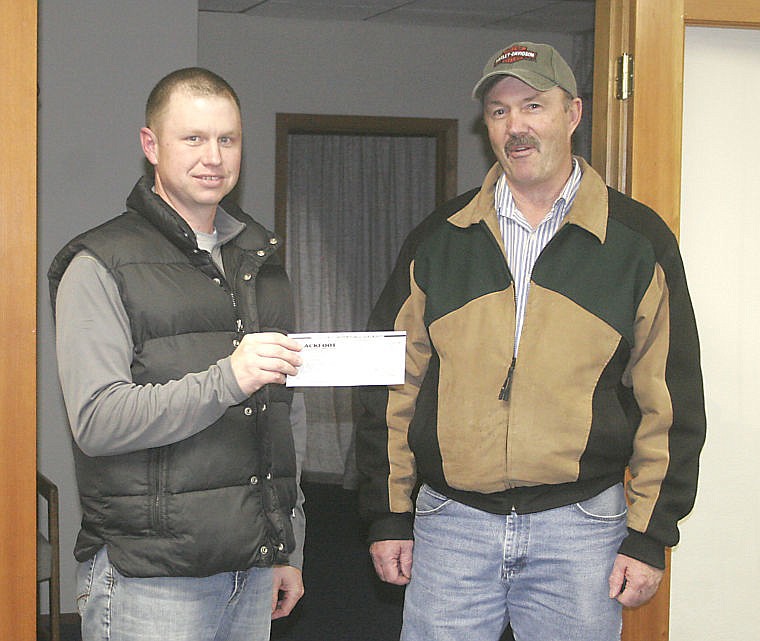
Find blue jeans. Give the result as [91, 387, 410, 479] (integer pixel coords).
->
[401, 483, 627, 641]
[76, 547, 273, 641]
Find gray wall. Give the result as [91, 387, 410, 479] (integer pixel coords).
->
[37, 0, 198, 611]
[198, 13, 575, 227]
[38, 2, 572, 611]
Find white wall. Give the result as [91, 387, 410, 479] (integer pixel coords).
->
[198, 13, 574, 228]
[37, 0, 198, 611]
[671, 26, 760, 639]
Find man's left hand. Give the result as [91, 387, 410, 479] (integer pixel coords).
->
[608, 553, 664, 608]
[271, 565, 304, 619]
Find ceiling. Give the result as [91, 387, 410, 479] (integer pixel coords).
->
[198, 1, 596, 34]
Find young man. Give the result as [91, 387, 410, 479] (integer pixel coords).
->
[357, 42, 706, 641]
[49, 68, 304, 641]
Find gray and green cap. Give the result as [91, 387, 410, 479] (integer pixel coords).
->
[472, 42, 578, 100]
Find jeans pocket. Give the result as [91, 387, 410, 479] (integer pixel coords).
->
[575, 483, 627, 521]
[75, 553, 97, 616]
[415, 484, 452, 516]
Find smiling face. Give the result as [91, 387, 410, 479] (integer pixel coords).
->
[483, 75, 581, 202]
[140, 89, 242, 232]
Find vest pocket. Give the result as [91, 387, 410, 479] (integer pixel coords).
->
[149, 448, 167, 534]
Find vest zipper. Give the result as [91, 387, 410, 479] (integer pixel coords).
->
[230, 291, 245, 337]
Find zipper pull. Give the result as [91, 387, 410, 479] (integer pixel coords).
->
[498, 357, 517, 401]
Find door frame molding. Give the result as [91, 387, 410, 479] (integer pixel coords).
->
[0, 1, 38, 640]
[274, 113, 457, 251]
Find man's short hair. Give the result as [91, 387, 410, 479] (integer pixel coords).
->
[145, 67, 240, 130]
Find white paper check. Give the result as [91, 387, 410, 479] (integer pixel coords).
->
[286, 331, 406, 387]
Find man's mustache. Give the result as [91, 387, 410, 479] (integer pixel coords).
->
[504, 135, 540, 154]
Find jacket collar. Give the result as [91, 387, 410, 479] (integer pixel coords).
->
[127, 175, 199, 253]
[448, 157, 609, 243]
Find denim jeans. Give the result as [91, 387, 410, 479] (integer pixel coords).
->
[401, 483, 627, 641]
[76, 546, 273, 641]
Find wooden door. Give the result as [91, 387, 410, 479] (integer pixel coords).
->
[0, 1, 38, 640]
[592, 4, 679, 639]
[592, 1, 760, 640]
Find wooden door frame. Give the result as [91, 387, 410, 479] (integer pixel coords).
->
[593, 2, 760, 640]
[0, 1, 38, 640]
[595, 0, 760, 230]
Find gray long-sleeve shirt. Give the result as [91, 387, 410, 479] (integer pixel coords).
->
[56, 251, 248, 456]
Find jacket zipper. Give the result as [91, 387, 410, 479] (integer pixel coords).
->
[484, 218, 571, 401]
[498, 356, 517, 401]
[478, 220, 519, 402]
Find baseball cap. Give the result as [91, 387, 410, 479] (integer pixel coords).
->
[472, 42, 578, 100]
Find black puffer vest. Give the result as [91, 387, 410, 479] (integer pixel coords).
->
[48, 177, 297, 577]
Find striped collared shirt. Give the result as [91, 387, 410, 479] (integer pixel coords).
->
[495, 158, 583, 355]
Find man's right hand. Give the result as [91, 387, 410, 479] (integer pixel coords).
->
[230, 332, 302, 395]
[370, 539, 414, 585]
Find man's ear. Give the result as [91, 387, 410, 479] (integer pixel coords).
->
[140, 127, 159, 166]
[568, 97, 583, 135]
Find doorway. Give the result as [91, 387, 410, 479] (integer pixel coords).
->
[275, 113, 456, 486]
[271, 113, 457, 640]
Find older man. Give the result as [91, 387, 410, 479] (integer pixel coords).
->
[357, 42, 706, 641]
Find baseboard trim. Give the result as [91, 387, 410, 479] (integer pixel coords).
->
[38, 611, 80, 626]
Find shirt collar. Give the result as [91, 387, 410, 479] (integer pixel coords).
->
[212, 205, 247, 247]
[447, 158, 608, 245]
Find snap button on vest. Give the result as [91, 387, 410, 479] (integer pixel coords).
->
[244, 407, 253, 416]
[260, 545, 269, 555]
[249, 475, 258, 485]
[243, 273, 252, 281]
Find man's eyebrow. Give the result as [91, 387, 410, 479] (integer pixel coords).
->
[485, 91, 543, 106]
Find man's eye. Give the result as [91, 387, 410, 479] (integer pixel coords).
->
[219, 137, 231, 145]
[187, 136, 201, 143]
